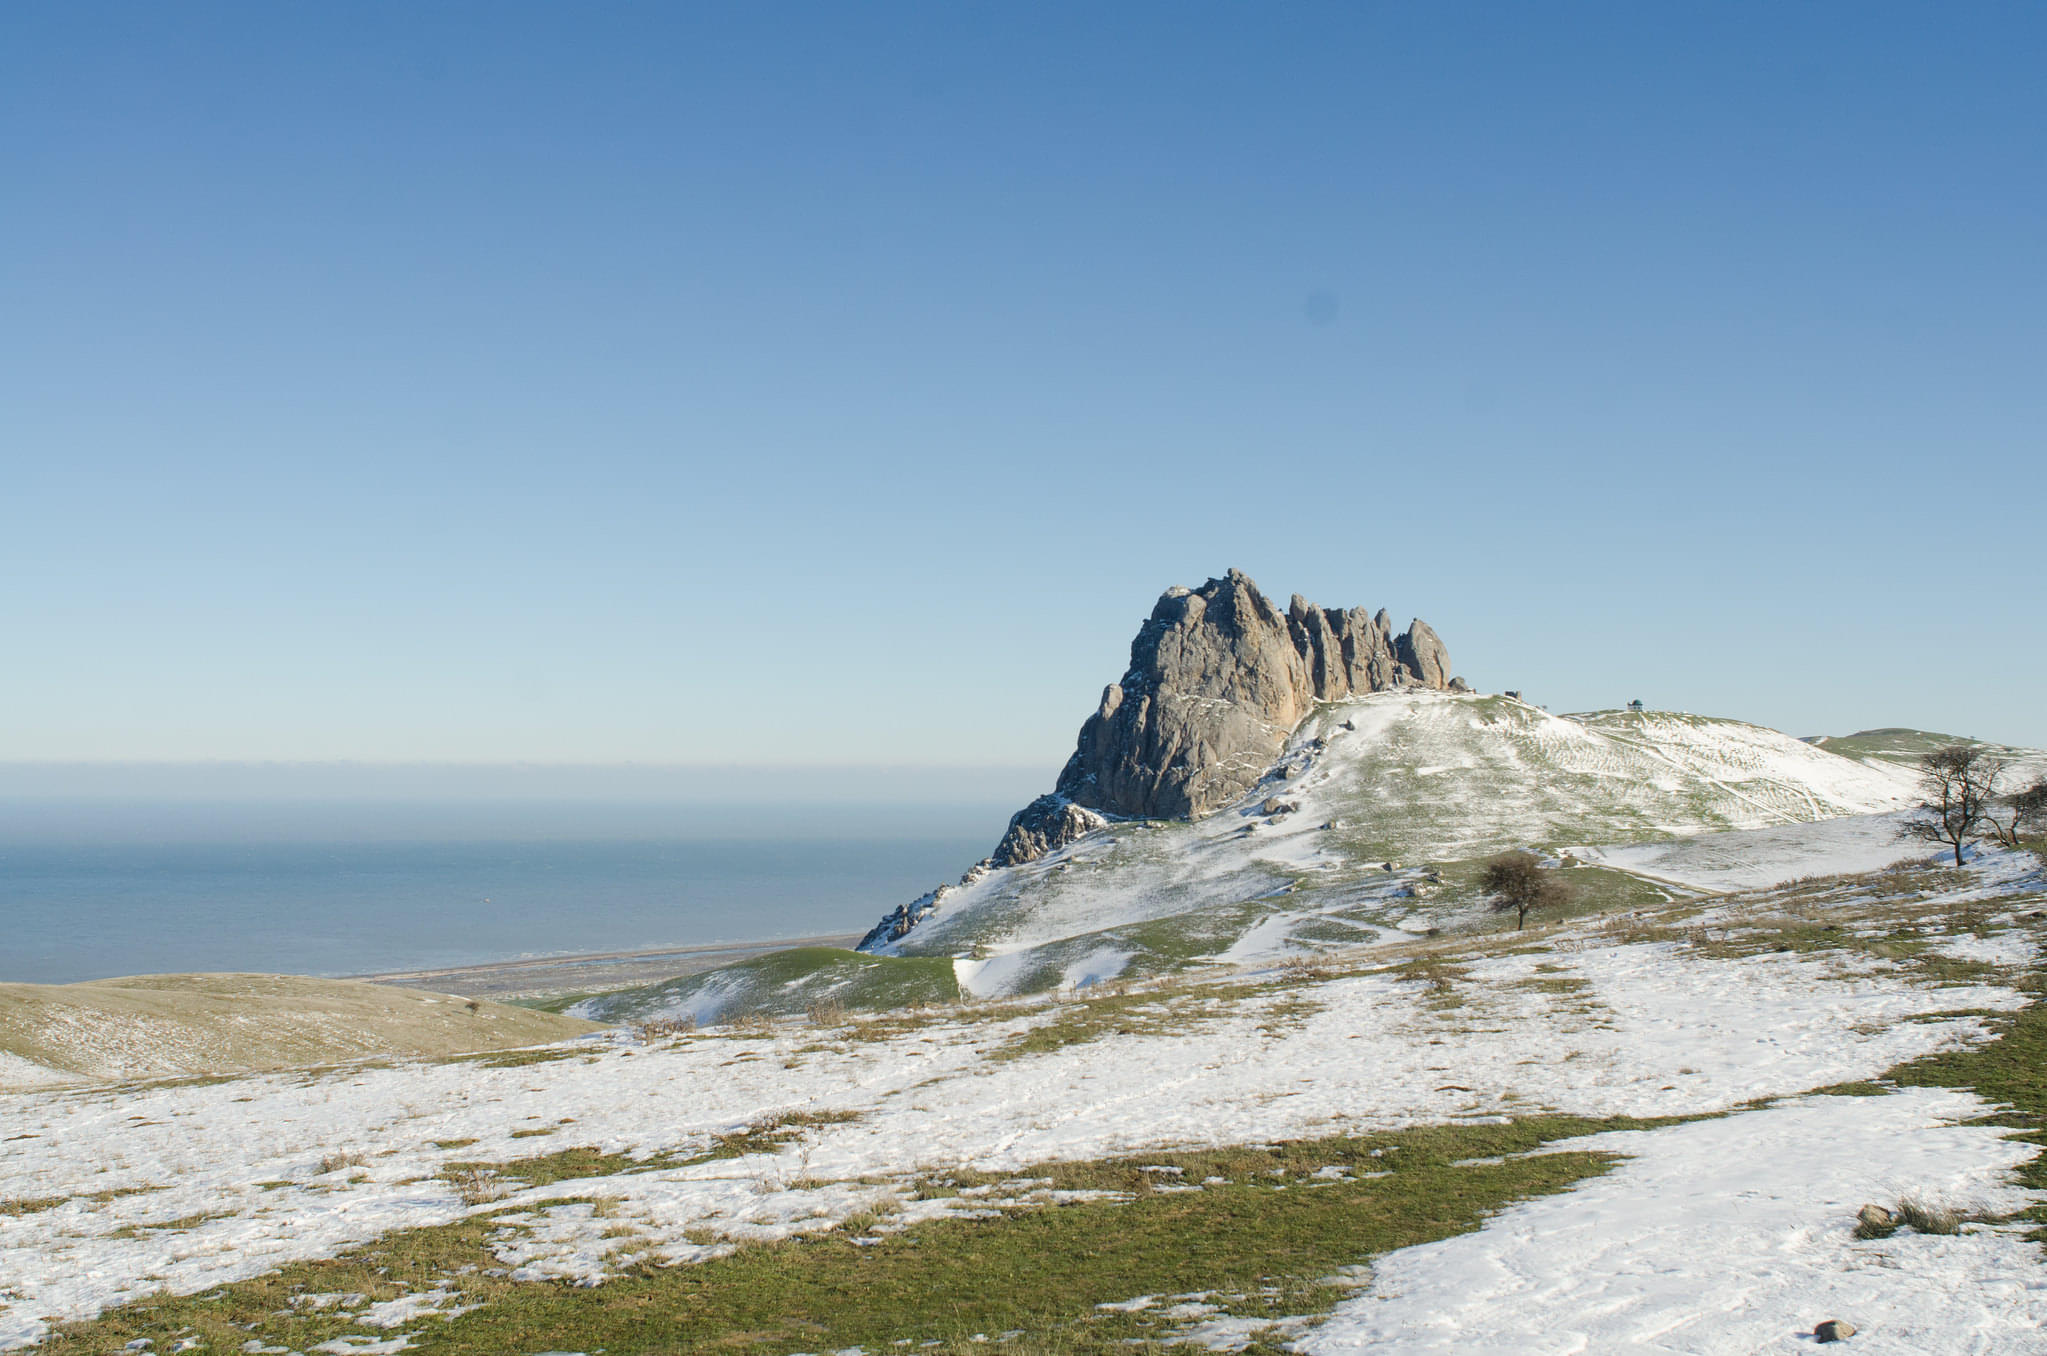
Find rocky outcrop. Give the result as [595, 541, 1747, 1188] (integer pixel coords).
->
[988, 794, 1108, 869]
[857, 885, 945, 952]
[1055, 569, 1456, 820]
[855, 569, 1460, 952]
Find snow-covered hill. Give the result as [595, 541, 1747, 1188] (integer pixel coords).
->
[583, 694, 1939, 1023]
[863, 693, 1922, 998]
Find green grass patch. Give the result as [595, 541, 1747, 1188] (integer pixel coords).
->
[985, 986, 1237, 1063]
[104, 1210, 231, 1239]
[39, 1116, 1673, 1355]
[1421, 858, 1673, 936]
[435, 1110, 867, 1200]
[443, 1046, 582, 1070]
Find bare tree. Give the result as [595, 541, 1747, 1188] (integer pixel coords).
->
[1480, 850, 1573, 930]
[1899, 745, 2005, 866]
[1984, 776, 2047, 849]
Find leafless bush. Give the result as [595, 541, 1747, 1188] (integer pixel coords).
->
[1900, 745, 2007, 866]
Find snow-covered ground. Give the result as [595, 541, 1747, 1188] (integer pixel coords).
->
[1571, 812, 1930, 893]
[1309, 1088, 2045, 1354]
[3, 828, 2042, 1350]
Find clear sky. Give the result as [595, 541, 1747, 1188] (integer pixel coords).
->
[5, 2, 2043, 775]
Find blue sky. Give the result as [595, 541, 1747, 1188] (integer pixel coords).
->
[4, 2, 2043, 772]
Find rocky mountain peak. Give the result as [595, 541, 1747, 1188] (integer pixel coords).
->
[857, 571, 1463, 951]
[1055, 570, 1461, 822]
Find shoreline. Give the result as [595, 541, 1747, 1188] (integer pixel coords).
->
[353, 931, 871, 1003]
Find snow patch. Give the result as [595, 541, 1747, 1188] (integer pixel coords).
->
[1308, 1089, 2045, 1353]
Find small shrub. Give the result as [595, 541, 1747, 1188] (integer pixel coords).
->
[1278, 956, 1332, 984]
[445, 1167, 510, 1206]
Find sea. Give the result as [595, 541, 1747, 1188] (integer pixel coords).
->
[0, 798, 1011, 985]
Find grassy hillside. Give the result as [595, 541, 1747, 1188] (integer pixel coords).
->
[1812, 726, 2047, 779]
[0, 974, 596, 1088]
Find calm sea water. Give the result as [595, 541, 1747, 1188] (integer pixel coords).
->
[0, 808, 998, 984]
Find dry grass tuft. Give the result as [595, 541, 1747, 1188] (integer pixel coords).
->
[1278, 956, 1334, 984]
[1896, 1196, 1963, 1235]
[1857, 1196, 1969, 1239]
[444, 1167, 511, 1206]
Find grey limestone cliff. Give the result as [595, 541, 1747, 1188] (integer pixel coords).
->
[1055, 569, 1457, 820]
[856, 569, 1460, 951]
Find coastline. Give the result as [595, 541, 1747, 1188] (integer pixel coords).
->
[353, 931, 870, 1005]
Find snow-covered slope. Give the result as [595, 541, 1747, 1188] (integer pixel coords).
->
[570, 947, 959, 1026]
[5, 842, 2042, 1352]
[869, 692, 1920, 997]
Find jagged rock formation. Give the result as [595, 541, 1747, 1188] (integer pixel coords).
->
[1056, 569, 1457, 820]
[987, 794, 1109, 869]
[857, 569, 1459, 952]
[857, 885, 946, 952]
